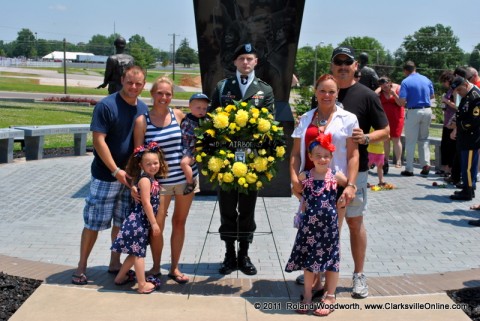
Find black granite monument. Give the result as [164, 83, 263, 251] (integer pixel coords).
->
[193, 0, 305, 196]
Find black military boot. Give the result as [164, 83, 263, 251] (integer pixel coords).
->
[450, 187, 473, 201]
[219, 241, 237, 275]
[454, 189, 475, 198]
[237, 241, 257, 275]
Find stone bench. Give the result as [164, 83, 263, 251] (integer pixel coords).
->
[0, 128, 25, 163]
[400, 135, 442, 168]
[11, 124, 90, 161]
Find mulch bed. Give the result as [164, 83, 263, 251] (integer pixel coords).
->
[0, 272, 41, 321]
[447, 287, 480, 321]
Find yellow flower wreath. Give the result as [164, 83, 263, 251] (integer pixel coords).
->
[194, 100, 286, 193]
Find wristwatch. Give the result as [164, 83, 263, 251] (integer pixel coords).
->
[363, 134, 370, 145]
[346, 182, 357, 190]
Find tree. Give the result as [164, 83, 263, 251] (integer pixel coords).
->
[399, 24, 464, 80]
[86, 35, 113, 56]
[128, 34, 156, 69]
[154, 49, 170, 67]
[36, 39, 53, 58]
[12, 28, 36, 58]
[175, 38, 198, 67]
[340, 36, 386, 66]
[294, 44, 332, 88]
[469, 44, 480, 71]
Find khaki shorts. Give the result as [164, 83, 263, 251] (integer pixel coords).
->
[346, 171, 368, 218]
[160, 175, 200, 196]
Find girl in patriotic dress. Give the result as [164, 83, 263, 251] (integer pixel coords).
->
[285, 133, 346, 316]
[111, 142, 168, 294]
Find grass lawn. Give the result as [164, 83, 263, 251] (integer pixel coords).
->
[0, 67, 444, 158]
[0, 101, 93, 151]
[0, 68, 198, 100]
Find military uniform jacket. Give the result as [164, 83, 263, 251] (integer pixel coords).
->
[210, 76, 275, 114]
[457, 85, 480, 150]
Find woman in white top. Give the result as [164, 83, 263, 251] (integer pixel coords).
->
[289, 74, 359, 306]
[291, 74, 359, 213]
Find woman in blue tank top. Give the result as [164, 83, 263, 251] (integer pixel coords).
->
[133, 77, 197, 284]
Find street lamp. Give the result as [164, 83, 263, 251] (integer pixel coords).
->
[313, 42, 324, 86]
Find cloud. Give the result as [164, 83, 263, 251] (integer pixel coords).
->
[48, 4, 67, 11]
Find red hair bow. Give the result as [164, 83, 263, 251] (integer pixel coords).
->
[315, 133, 336, 152]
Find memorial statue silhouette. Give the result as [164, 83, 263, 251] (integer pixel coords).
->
[97, 37, 134, 94]
[358, 52, 379, 91]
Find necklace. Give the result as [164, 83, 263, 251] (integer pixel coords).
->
[315, 108, 335, 133]
[318, 119, 328, 126]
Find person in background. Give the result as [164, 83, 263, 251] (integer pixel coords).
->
[210, 43, 274, 276]
[449, 77, 480, 203]
[377, 76, 404, 172]
[367, 127, 387, 186]
[330, 46, 389, 299]
[180, 93, 210, 195]
[467, 67, 480, 88]
[438, 71, 457, 179]
[398, 61, 434, 177]
[97, 37, 134, 94]
[72, 65, 148, 286]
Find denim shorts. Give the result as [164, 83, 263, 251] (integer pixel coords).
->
[83, 177, 131, 231]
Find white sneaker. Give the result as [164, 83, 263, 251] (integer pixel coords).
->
[352, 273, 368, 298]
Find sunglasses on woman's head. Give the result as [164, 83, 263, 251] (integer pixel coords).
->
[332, 58, 355, 66]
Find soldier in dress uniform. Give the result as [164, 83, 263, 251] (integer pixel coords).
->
[210, 43, 275, 276]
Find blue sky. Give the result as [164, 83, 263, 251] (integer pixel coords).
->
[1, 0, 479, 53]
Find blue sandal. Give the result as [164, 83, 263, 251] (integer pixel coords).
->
[146, 275, 162, 289]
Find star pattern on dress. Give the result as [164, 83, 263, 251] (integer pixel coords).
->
[110, 175, 160, 258]
[306, 235, 316, 246]
[284, 169, 340, 274]
[308, 215, 319, 225]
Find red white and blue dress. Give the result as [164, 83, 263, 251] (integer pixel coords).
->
[111, 174, 160, 258]
[285, 169, 340, 273]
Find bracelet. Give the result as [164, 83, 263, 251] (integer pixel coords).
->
[346, 183, 357, 190]
[363, 134, 370, 145]
[111, 167, 121, 177]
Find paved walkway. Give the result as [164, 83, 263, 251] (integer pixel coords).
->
[0, 154, 479, 320]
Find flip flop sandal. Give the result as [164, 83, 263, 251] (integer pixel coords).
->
[115, 270, 136, 286]
[71, 273, 88, 285]
[167, 273, 189, 284]
[313, 294, 336, 316]
[137, 286, 156, 295]
[146, 275, 162, 289]
[295, 301, 312, 314]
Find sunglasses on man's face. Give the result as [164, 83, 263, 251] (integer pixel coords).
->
[332, 58, 355, 66]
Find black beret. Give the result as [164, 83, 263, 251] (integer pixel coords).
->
[233, 43, 257, 60]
